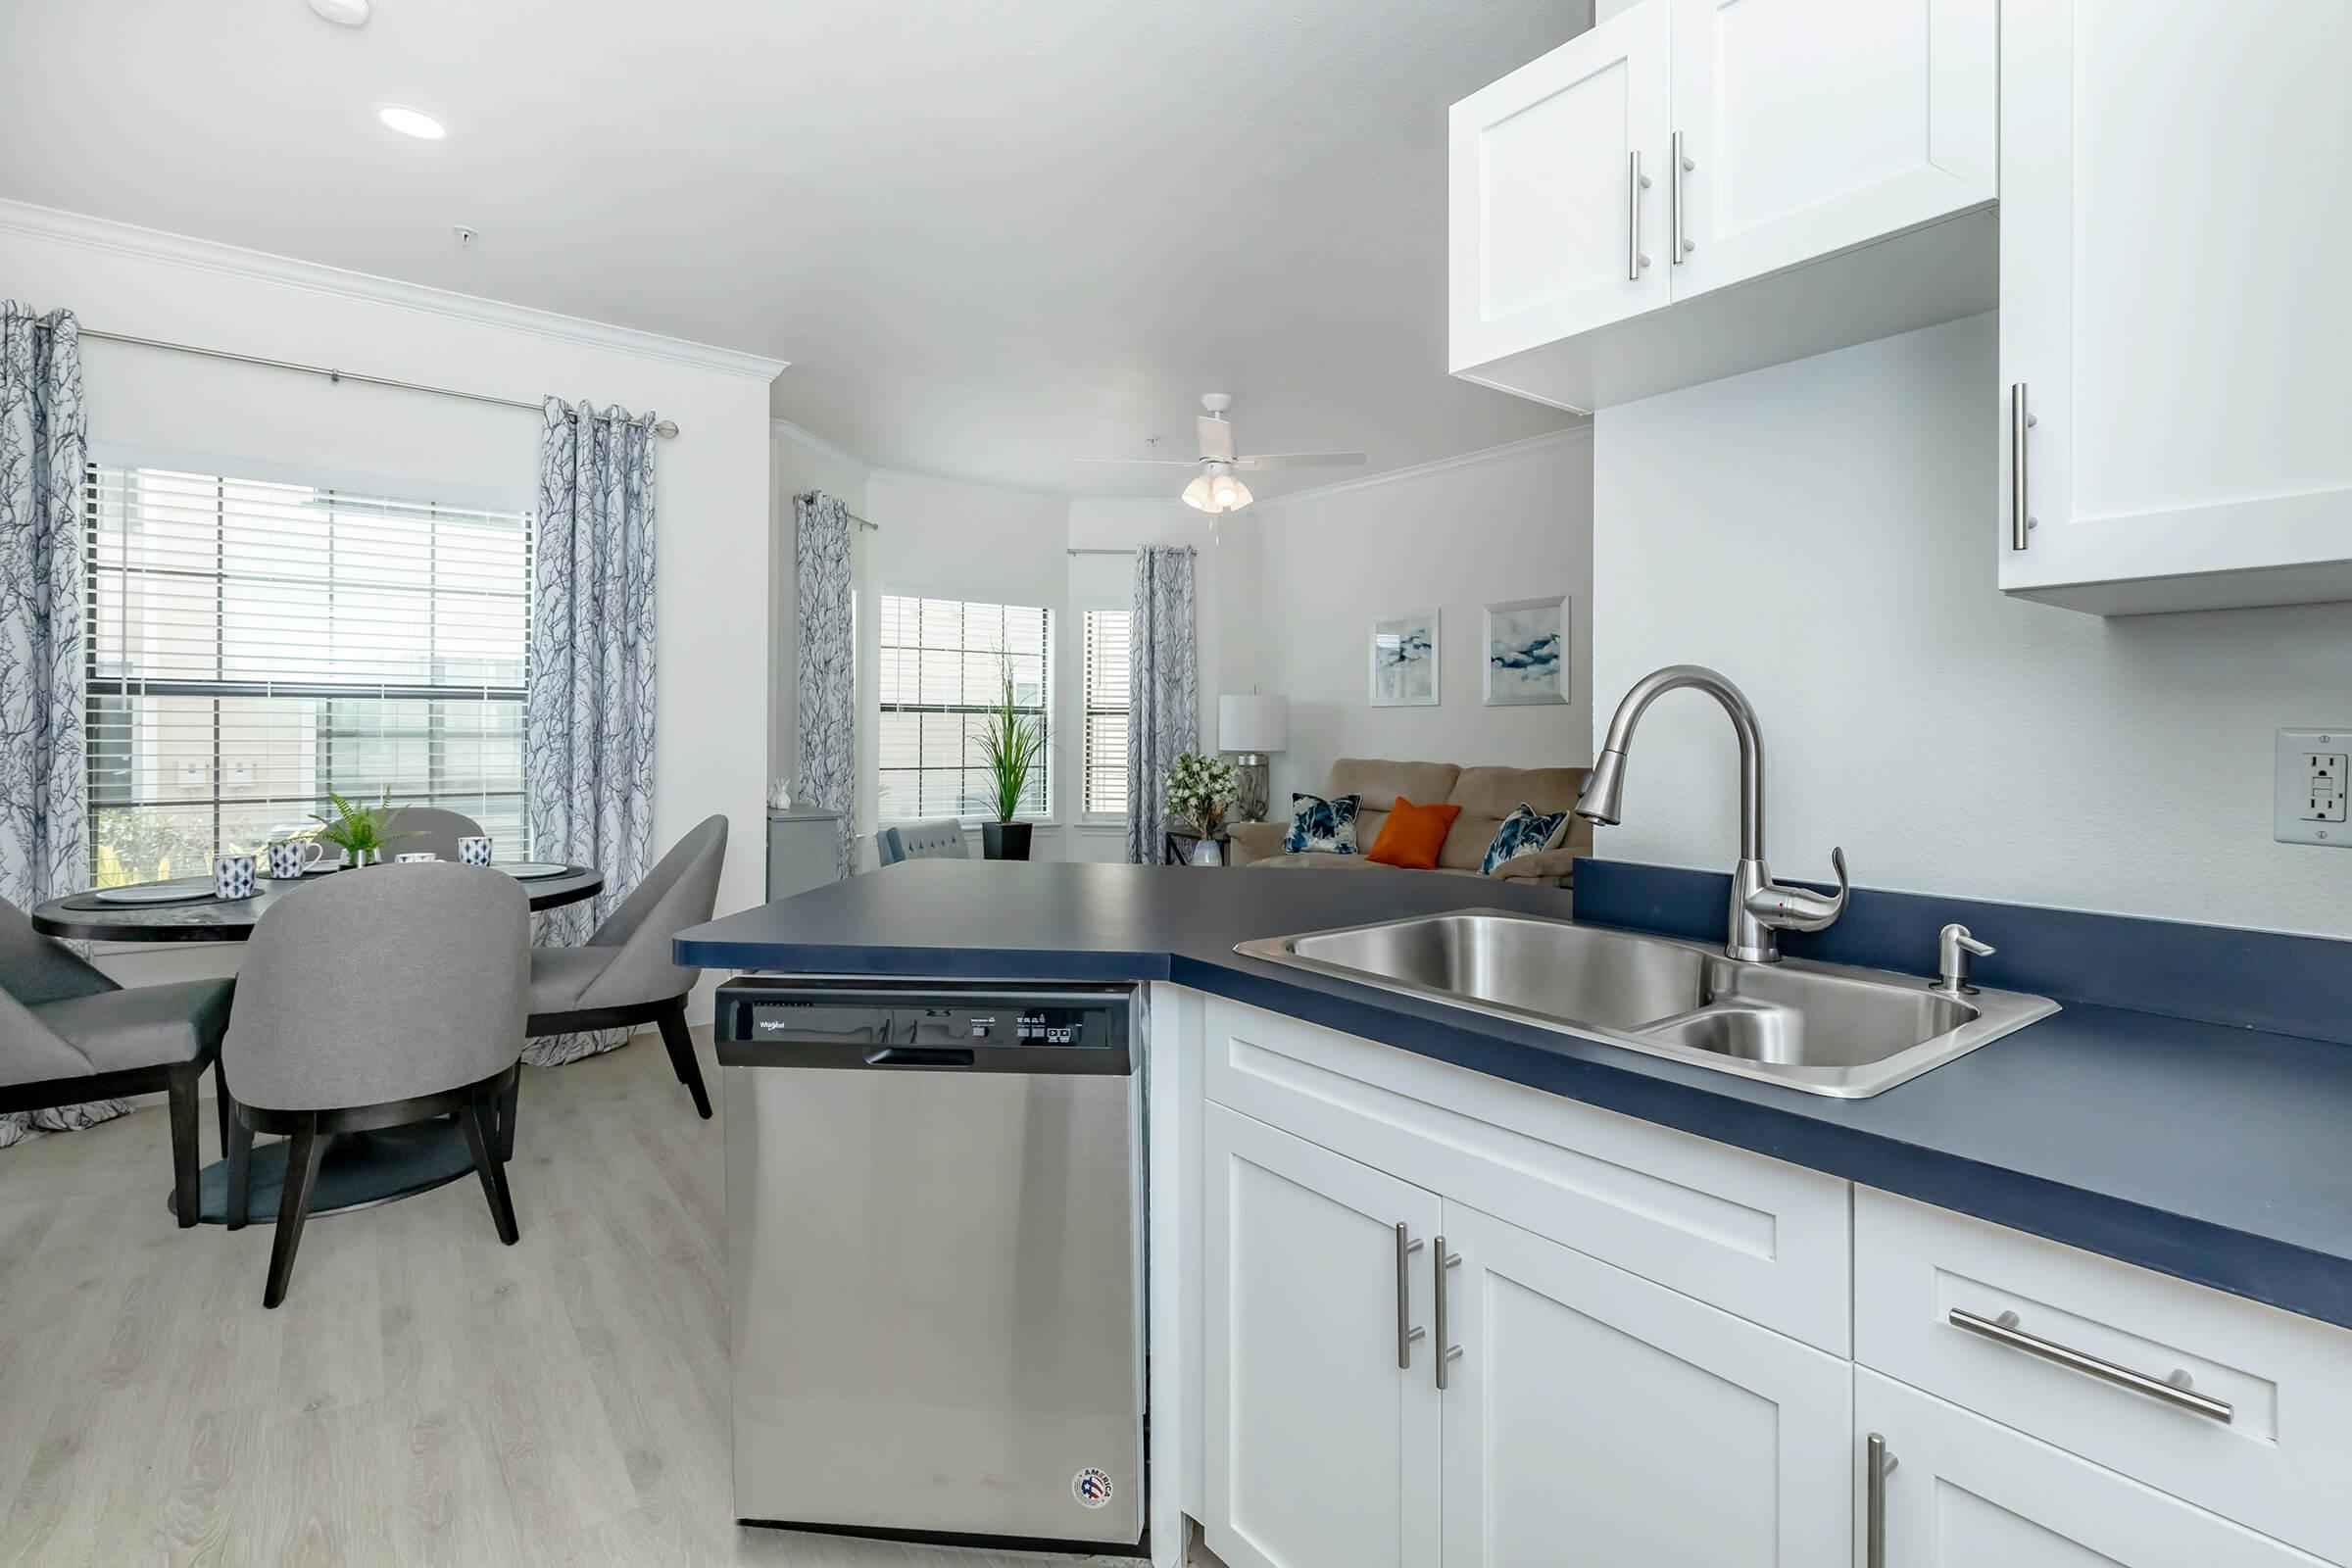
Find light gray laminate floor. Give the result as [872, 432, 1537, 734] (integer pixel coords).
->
[0, 1029, 1201, 1568]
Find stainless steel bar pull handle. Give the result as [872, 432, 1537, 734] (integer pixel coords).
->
[1395, 1223, 1426, 1370]
[1948, 1307, 2234, 1423]
[1627, 151, 1652, 281]
[2009, 382, 2035, 551]
[1865, 1433, 1896, 1568]
[1433, 1238, 1462, 1390]
[1670, 130, 1693, 262]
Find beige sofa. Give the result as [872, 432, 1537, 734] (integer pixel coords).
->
[1226, 758, 1592, 887]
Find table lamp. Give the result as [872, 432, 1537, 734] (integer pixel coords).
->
[1218, 694, 1289, 822]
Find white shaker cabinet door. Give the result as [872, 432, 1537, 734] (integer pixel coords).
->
[1449, 0, 1672, 379]
[1999, 0, 2352, 612]
[1201, 1105, 1443, 1568]
[1857, 1372, 2329, 1568]
[1439, 1200, 1850, 1568]
[1669, 0, 1994, 302]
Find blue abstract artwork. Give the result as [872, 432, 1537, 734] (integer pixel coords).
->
[1485, 596, 1568, 706]
[1369, 609, 1440, 707]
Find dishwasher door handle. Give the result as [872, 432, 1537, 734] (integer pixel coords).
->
[864, 1046, 977, 1068]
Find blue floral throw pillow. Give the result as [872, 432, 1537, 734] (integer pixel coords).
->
[1481, 803, 1570, 875]
[1281, 792, 1363, 856]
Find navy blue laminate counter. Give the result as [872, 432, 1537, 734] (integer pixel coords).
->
[677, 858, 2352, 1331]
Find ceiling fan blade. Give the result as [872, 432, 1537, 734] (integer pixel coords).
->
[1071, 457, 1201, 467]
[1235, 451, 1368, 470]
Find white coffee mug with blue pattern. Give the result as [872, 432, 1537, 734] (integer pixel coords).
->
[458, 835, 494, 867]
[214, 854, 257, 901]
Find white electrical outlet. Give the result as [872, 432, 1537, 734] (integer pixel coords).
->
[2275, 730, 2350, 846]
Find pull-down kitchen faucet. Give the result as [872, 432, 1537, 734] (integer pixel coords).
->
[1579, 663, 1847, 964]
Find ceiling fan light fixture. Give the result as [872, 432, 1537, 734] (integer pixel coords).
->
[1181, 474, 1214, 512]
[377, 105, 447, 140]
[1210, 473, 1252, 513]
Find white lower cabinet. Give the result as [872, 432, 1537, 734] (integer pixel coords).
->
[1201, 1100, 1847, 1567]
[1857, 1371, 2330, 1568]
[1439, 1200, 1850, 1566]
[1203, 1104, 1442, 1568]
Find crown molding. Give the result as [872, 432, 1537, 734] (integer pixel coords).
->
[769, 416, 871, 473]
[0, 198, 788, 382]
[866, 466, 1066, 505]
[1251, 424, 1592, 513]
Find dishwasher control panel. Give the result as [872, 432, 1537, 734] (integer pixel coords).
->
[714, 979, 1135, 1073]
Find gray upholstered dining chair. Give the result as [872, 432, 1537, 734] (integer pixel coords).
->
[876, 818, 968, 865]
[0, 897, 234, 1227]
[525, 814, 727, 1120]
[220, 863, 528, 1308]
[377, 806, 484, 862]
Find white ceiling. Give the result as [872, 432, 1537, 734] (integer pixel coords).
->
[0, 0, 1588, 497]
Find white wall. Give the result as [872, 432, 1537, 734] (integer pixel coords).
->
[0, 205, 779, 1014]
[1592, 313, 2352, 939]
[1254, 431, 1595, 804]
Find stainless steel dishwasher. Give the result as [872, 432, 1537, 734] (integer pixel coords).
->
[715, 977, 1146, 1554]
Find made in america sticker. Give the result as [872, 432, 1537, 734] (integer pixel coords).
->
[1071, 1466, 1114, 1509]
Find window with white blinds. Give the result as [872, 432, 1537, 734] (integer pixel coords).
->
[1082, 609, 1132, 818]
[84, 465, 533, 885]
[876, 594, 1051, 823]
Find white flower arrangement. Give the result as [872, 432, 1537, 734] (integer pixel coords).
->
[1163, 752, 1237, 837]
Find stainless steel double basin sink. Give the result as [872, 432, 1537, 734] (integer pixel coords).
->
[1235, 909, 2057, 1098]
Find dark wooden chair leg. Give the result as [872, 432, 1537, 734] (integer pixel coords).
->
[225, 1106, 254, 1232]
[494, 1066, 518, 1163]
[458, 1093, 520, 1246]
[212, 1056, 231, 1159]
[167, 1064, 202, 1230]
[655, 1001, 712, 1120]
[264, 1114, 324, 1309]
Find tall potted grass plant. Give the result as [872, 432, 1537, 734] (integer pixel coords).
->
[977, 666, 1046, 860]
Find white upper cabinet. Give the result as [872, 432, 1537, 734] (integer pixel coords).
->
[1669, 0, 1994, 300]
[1998, 0, 2352, 615]
[1450, 0, 1995, 413]
[1447, 1, 1672, 380]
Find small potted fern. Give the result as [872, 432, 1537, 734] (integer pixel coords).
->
[976, 666, 1047, 860]
[310, 788, 418, 867]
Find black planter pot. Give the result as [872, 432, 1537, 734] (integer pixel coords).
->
[981, 821, 1033, 861]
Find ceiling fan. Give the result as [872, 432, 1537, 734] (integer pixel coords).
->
[1076, 394, 1366, 514]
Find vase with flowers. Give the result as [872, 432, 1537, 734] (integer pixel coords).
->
[1163, 752, 1237, 865]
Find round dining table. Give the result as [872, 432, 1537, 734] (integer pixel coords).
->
[30, 862, 604, 1226]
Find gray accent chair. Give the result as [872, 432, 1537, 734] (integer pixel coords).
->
[876, 818, 968, 865]
[524, 814, 728, 1120]
[378, 806, 484, 862]
[220, 863, 528, 1309]
[0, 897, 233, 1226]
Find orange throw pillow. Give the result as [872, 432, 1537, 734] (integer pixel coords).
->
[1365, 798, 1462, 870]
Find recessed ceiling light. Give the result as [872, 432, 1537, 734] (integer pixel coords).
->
[309, 0, 371, 24]
[378, 106, 446, 140]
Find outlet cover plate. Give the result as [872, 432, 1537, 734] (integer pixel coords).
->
[2275, 729, 2350, 846]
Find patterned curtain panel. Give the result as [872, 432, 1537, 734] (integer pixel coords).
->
[1124, 545, 1200, 864]
[0, 303, 116, 1147]
[793, 492, 857, 879]
[524, 398, 658, 1065]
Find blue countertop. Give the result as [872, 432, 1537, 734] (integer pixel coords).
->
[677, 860, 2352, 1331]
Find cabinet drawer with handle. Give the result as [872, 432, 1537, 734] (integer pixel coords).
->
[1856, 1190, 2352, 1563]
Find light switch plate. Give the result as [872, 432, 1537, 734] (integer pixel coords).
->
[2275, 729, 2350, 846]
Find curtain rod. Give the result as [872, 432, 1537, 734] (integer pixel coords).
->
[31, 321, 682, 438]
[1067, 547, 1136, 557]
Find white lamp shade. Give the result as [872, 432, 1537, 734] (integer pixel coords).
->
[1218, 694, 1289, 753]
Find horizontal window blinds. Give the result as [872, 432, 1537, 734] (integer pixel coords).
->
[876, 593, 1051, 822]
[1083, 609, 1132, 817]
[84, 465, 532, 884]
